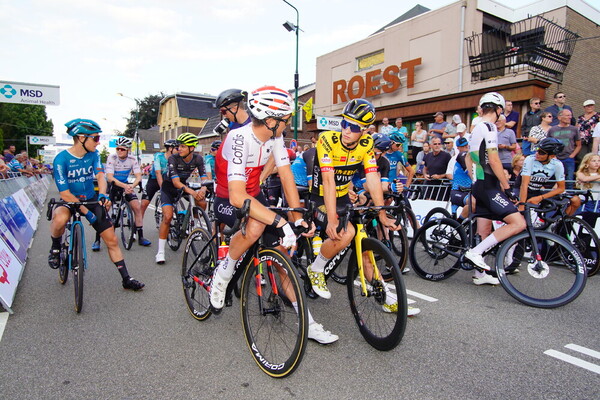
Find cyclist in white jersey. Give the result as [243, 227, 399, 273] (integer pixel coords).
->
[104, 137, 151, 247]
[465, 92, 526, 285]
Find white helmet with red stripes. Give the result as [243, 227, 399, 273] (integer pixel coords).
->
[247, 86, 294, 120]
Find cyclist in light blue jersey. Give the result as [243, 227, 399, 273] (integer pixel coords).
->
[203, 140, 221, 180]
[49, 119, 144, 291]
[104, 137, 151, 248]
[387, 133, 414, 186]
[447, 137, 474, 221]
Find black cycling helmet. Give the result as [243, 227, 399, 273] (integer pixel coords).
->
[164, 139, 178, 148]
[214, 89, 246, 109]
[372, 133, 391, 151]
[342, 99, 376, 126]
[210, 140, 222, 150]
[538, 137, 565, 155]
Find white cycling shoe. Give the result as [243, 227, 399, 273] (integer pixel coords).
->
[308, 322, 338, 344]
[155, 251, 165, 264]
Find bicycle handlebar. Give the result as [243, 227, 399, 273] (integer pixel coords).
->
[46, 198, 102, 221]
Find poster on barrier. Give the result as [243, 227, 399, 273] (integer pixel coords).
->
[12, 189, 40, 230]
[0, 196, 34, 264]
[23, 182, 43, 209]
[0, 236, 24, 310]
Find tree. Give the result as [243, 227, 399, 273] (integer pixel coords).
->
[99, 146, 110, 164]
[0, 103, 54, 157]
[123, 93, 164, 137]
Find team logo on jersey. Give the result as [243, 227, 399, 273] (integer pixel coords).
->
[359, 138, 370, 147]
[331, 135, 339, 144]
[349, 157, 356, 162]
[340, 156, 347, 162]
[367, 158, 377, 165]
[321, 154, 332, 164]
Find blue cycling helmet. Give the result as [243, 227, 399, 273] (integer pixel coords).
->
[65, 118, 102, 137]
[372, 133, 392, 151]
[388, 132, 404, 144]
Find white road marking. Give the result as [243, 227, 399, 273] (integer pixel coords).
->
[0, 312, 8, 342]
[544, 349, 600, 375]
[565, 344, 600, 360]
[406, 290, 438, 302]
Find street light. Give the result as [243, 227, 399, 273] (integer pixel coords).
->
[117, 92, 141, 164]
[282, 0, 299, 141]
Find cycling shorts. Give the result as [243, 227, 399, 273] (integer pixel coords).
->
[472, 180, 518, 220]
[214, 193, 280, 248]
[309, 193, 351, 233]
[109, 183, 138, 203]
[160, 185, 179, 207]
[144, 178, 160, 202]
[450, 190, 470, 207]
[56, 195, 113, 234]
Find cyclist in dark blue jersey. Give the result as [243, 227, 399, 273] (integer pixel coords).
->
[49, 119, 144, 291]
[140, 139, 178, 220]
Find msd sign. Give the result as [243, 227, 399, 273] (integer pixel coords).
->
[0, 81, 60, 106]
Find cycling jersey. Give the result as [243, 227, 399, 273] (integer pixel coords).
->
[355, 155, 390, 189]
[384, 150, 407, 181]
[150, 152, 168, 179]
[311, 130, 377, 197]
[291, 156, 308, 186]
[215, 123, 289, 198]
[520, 155, 565, 196]
[469, 121, 498, 185]
[105, 153, 140, 183]
[53, 149, 104, 200]
[451, 152, 472, 190]
[204, 153, 216, 178]
[164, 153, 206, 188]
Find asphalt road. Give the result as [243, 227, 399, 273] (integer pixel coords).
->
[1, 186, 599, 399]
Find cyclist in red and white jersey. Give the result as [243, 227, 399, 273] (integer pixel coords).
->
[212, 86, 338, 344]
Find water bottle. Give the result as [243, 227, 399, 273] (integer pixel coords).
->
[218, 241, 229, 260]
[312, 234, 322, 257]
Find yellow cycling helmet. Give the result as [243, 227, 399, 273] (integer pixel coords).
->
[177, 132, 198, 147]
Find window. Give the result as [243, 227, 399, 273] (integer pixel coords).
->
[357, 50, 384, 71]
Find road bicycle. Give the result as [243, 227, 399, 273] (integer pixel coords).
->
[47, 198, 101, 313]
[153, 191, 162, 229]
[166, 183, 212, 251]
[409, 200, 587, 308]
[181, 200, 307, 378]
[108, 189, 135, 250]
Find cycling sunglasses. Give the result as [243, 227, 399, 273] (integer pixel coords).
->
[537, 149, 549, 155]
[341, 119, 363, 133]
[81, 134, 101, 143]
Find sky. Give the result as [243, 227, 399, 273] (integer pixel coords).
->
[1, 0, 537, 146]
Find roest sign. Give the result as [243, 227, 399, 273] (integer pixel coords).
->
[332, 57, 422, 104]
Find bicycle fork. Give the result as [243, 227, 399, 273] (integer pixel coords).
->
[255, 257, 280, 317]
[354, 223, 382, 298]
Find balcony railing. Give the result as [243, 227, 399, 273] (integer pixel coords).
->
[465, 15, 579, 83]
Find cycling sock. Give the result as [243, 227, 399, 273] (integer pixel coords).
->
[95, 232, 101, 242]
[158, 238, 166, 253]
[136, 227, 144, 238]
[292, 302, 315, 325]
[216, 254, 237, 281]
[471, 232, 499, 254]
[114, 259, 129, 280]
[310, 253, 330, 273]
[51, 235, 62, 250]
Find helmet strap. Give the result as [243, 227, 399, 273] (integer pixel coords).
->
[263, 119, 280, 139]
[79, 136, 94, 154]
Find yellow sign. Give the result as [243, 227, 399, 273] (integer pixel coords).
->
[303, 97, 313, 122]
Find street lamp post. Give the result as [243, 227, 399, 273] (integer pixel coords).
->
[282, 0, 299, 141]
[117, 92, 141, 164]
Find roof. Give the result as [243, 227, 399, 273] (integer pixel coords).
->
[198, 114, 223, 138]
[159, 92, 217, 120]
[136, 125, 162, 153]
[371, 4, 431, 36]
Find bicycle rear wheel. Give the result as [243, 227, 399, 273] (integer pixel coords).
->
[409, 218, 465, 281]
[154, 194, 162, 229]
[241, 248, 307, 378]
[389, 227, 408, 276]
[554, 216, 600, 277]
[191, 206, 212, 237]
[347, 238, 407, 350]
[496, 231, 587, 308]
[120, 201, 135, 250]
[71, 223, 85, 313]
[424, 207, 452, 223]
[181, 228, 215, 321]
[167, 207, 183, 251]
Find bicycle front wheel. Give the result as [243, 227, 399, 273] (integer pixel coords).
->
[71, 223, 85, 313]
[181, 228, 215, 321]
[154, 194, 162, 229]
[58, 232, 69, 284]
[347, 238, 407, 351]
[191, 206, 212, 237]
[167, 210, 183, 251]
[496, 231, 587, 308]
[241, 248, 307, 378]
[409, 218, 466, 281]
[388, 226, 408, 276]
[120, 202, 135, 250]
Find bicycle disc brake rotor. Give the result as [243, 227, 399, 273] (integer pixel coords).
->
[527, 261, 550, 279]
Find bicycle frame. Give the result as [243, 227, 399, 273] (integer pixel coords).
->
[353, 221, 382, 297]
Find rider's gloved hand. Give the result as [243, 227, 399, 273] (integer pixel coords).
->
[504, 188, 518, 203]
[98, 193, 109, 204]
[85, 210, 97, 225]
[278, 222, 296, 248]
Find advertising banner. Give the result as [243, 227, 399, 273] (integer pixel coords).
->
[11, 189, 40, 230]
[0, 237, 24, 310]
[0, 80, 60, 106]
[28, 136, 56, 145]
[0, 196, 34, 264]
[316, 115, 343, 131]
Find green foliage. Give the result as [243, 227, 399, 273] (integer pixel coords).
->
[123, 93, 164, 137]
[0, 103, 54, 157]
[99, 146, 110, 164]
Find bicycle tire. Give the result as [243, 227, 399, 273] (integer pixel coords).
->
[120, 201, 135, 250]
[191, 206, 212, 237]
[58, 231, 69, 284]
[71, 223, 85, 313]
[424, 207, 452, 223]
[553, 216, 600, 277]
[389, 227, 408, 276]
[154, 194, 162, 229]
[292, 237, 316, 297]
[241, 248, 307, 378]
[181, 228, 215, 321]
[409, 218, 466, 281]
[496, 230, 587, 308]
[167, 206, 183, 251]
[347, 238, 407, 350]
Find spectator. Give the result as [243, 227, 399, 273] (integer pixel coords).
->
[469, 106, 483, 133]
[504, 100, 520, 130]
[443, 114, 462, 139]
[423, 137, 451, 200]
[7, 153, 32, 176]
[428, 112, 448, 141]
[385, 134, 414, 187]
[380, 117, 393, 135]
[444, 138, 457, 157]
[453, 123, 469, 147]
[415, 141, 431, 176]
[547, 108, 581, 188]
[545, 91, 575, 126]
[510, 153, 525, 183]
[576, 153, 600, 215]
[446, 137, 473, 220]
[0, 156, 7, 179]
[391, 117, 409, 159]
[410, 121, 427, 161]
[529, 111, 553, 152]
[496, 114, 517, 171]
[521, 97, 542, 156]
[577, 100, 599, 162]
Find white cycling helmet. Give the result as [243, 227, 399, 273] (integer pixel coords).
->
[479, 92, 505, 110]
[247, 86, 294, 120]
[116, 137, 133, 148]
